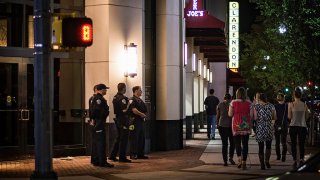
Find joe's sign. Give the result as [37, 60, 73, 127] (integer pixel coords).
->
[185, 0, 206, 17]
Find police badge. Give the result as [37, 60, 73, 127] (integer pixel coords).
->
[96, 99, 101, 104]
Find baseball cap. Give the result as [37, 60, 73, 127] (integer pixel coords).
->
[96, 84, 109, 90]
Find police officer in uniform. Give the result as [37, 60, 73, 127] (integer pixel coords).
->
[91, 83, 114, 167]
[129, 86, 148, 160]
[109, 83, 132, 162]
[89, 85, 98, 165]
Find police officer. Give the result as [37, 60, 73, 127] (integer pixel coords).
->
[109, 83, 132, 163]
[129, 86, 148, 160]
[89, 85, 98, 165]
[91, 83, 114, 167]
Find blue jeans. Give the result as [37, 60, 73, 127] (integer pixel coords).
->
[207, 115, 216, 138]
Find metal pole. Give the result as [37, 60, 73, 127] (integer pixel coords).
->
[30, 0, 57, 179]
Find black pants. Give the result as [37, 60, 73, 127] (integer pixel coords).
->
[258, 140, 272, 155]
[234, 134, 249, 161]
[95, 130, 106, 165]
[289, 126, 307, 160]
[274, 127, 288, 158]
[129, 119, 145, 157]
[218, 127, 235, 162]
[110, 125, 129, 160]
[90, 124, 98, 164]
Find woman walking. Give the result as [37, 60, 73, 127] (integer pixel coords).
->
[288, 88, 310, 169]
[274, 93, 288, 162]
[217, 93, 235, 166]
[254, 93, 276, 170]
[228, 87, 252, 170]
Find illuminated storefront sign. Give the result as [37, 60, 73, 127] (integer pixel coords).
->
[186, 0, 205, 17]
[229, 2, 239, 69]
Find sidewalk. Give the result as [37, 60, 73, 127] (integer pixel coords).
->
[1, 129, 319, 180]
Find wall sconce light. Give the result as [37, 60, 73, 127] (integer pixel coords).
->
[207, 68, 210, 81]
[203, 64, 207, 79]
[198, 59, 202, 77]
[124, 43, 137, 78]
[184, 42, 188, 66]
[192, 53, 196, 72]
[209, 71, 213, 83]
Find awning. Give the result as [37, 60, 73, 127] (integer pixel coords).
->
[185, 9, 228, 62]
[227, 69, 246, 86]
[186, 13, 225, 29]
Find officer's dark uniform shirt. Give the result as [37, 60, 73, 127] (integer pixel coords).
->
[88, 94, 95, 120]
[91, 93, 109, 131]
[130, 96, 147, 120]
[113, 92, 129, 127]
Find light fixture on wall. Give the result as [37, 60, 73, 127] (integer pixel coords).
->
[184, 42, 188, 66]
[203, 64, 207, 79]
[192, 53, 196, 72]
[209, 71, 213, 83]
[124, 43, 137, 78]
[198, 59, 202, 77]
[207, 68, 210, 81]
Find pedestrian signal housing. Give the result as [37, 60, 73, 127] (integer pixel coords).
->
[62, 17, 93, 47]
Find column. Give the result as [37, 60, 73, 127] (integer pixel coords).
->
[199, 53, 204, 129]
[193, 46, 200, 133]
[185, 37, 194, 139]
[155, 0, 183, 150]
[209, 63, 227, 101]
[203, 60, 208, 129]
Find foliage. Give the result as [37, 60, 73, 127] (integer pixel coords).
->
[241, 0, 320, 96]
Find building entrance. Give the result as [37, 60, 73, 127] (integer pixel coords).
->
[0, 57, 34, 160]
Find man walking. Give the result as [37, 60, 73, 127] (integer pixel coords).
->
[129, 86, 148, 160]
[91, 83, 114, 167]
[109, 83, 132, 163]
[204, 89, 220, 139]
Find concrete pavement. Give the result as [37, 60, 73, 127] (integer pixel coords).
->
[1, 128, 319, 180]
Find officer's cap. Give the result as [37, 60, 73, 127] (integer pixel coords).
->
[96, 84, 109, 90]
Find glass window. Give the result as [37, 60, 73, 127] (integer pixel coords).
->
[0, 3, 33, 48]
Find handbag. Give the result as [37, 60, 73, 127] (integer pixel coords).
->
[275, 104, 286, 132]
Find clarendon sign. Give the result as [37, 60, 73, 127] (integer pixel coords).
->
[229, 1, 239, 69]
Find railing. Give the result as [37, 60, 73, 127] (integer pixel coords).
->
[307, 111, 320, 146]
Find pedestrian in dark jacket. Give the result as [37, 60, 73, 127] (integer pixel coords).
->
[129, 86, 148, 160]
[109, 83, 132, 163]
[89, 85, 98, 165]
[204, 89, 220, 139]
[217, 93, 235, 166]
[91, 83, 114, 167]
[274, 93, 288, 162]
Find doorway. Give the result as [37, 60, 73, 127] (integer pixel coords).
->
[0, 57, 34, 159]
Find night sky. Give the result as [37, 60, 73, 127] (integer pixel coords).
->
[204, 0, 259, 33]
[238, 0, 260, 33]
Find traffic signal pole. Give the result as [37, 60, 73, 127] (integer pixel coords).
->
[31, 0, 57, 179]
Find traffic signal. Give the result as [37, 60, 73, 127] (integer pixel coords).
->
[62, 17, 93, 47]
